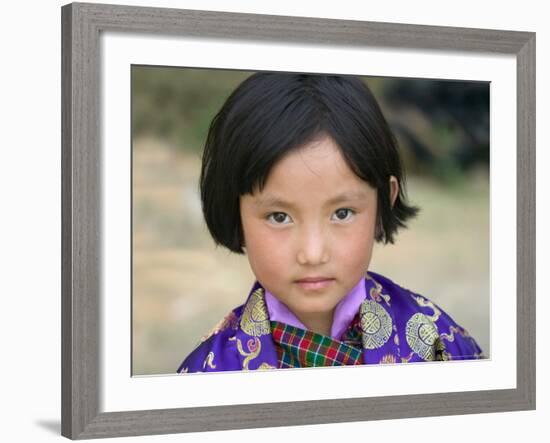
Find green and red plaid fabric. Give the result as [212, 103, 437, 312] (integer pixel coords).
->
[271, 314, 363, 368]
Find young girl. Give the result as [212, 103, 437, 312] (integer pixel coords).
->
[177, 72, 484, 373]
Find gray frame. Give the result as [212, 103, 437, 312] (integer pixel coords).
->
[61, 2, 536, 439]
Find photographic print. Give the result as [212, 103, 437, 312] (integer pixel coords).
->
[131, 68, 490, 376]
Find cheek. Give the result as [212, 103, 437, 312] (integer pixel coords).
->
[334, 219, 376, 268]
[347, 235, 374, 265]
[242, 222, 289, 276]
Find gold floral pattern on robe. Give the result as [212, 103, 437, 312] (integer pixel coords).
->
[440, 324, 470, 343]
[380, 354, 397, 364]
[406, 312, 440, 360]
[240, 288, 271, 337]
[202, 351, 216, 370]
[236, 337, 262, 370]
[411, 294, 441, 322]
[367, 274, 392, 306]
[359, 299, 393, 350]
[258, 362, 277, 370]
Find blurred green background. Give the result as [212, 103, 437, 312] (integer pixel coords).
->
[132, 66, 490, 375]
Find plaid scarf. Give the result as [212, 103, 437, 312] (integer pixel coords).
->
[270, 311, 364, 368]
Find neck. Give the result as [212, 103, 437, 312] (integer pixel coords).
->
[295, 310, 335, 337]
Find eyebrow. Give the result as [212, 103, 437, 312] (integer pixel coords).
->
[254, 191, 369, 209]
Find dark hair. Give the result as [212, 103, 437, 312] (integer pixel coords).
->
[200, 72, 419, 254]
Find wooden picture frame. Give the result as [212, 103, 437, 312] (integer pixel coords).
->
[61, 2, 535, 439]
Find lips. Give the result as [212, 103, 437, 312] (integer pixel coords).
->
[296, 277, 332, 283]
[295, 276, 335, 291]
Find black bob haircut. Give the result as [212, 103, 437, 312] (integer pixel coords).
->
[200, 72, 419, 254]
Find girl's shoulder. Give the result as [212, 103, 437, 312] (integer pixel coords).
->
[366, 271, 485, 360]
[367, 270, 451, 317]
[176, 305, 245, 374]
[198, 305, 243, 344]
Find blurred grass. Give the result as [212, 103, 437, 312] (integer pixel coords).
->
[133, 67, 253, 152]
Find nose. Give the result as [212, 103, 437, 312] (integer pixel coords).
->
[296, 223, 330, 266]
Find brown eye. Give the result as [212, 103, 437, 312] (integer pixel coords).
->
[267, 212, 291, 224]
[332, 208, 354, 221]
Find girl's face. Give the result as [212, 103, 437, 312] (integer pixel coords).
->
[240, 135, 396, 334]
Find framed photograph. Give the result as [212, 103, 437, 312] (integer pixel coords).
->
[61, 2, 535, 439]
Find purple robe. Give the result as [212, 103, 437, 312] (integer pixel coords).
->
[177, 271, 485, 373]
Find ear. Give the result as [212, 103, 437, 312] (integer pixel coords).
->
[389, 176, 399, 208]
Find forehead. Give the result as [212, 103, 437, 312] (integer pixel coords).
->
[254, 136, 375, 202]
